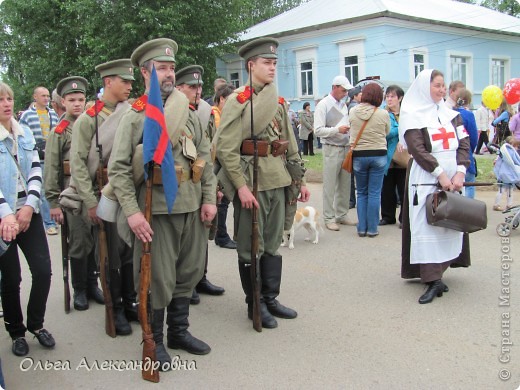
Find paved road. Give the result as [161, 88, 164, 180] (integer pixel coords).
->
[1, 184, 518, 389]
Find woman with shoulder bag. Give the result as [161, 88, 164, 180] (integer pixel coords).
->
[399, 70, 471, 304]
[349, 83, 390, 237]
[0, 82, 54, 357]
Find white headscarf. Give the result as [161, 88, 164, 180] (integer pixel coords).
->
[398, 69, 458, 147]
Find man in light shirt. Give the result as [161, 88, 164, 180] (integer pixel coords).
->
[314, 75, 357, 231]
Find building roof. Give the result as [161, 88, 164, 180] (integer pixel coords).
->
[240, 0, 520, 41]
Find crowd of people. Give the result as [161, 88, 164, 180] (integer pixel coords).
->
[0, 33, 518, 387]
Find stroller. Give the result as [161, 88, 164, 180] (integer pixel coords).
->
[494, 143, 520, 236]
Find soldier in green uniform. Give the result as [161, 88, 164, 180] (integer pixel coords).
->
[69, 60, 137, 335]
[175, 65, 225, 305]
[44, 76, 104, 311]
[215, 37, 310, 329]
[108, 39, 217, 371]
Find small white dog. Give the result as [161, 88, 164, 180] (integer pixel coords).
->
[281, 206, 322, 249]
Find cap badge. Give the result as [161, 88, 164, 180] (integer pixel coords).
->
[129, 67, 133, 73]
[194, 73, 199, 80]
[72, 82, 78, 88]
[270, 45, 276, 53]
[166, 47, 172, 55]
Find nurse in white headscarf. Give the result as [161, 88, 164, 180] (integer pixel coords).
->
[399, 69, 471, 304]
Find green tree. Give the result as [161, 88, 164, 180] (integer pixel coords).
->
[481, 0, 520, 17]
[0, 0, 304, 110]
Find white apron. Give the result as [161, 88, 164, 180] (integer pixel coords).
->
[408, 124, 464, 264]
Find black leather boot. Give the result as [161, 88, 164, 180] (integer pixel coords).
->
[110, 269, 132, 335]
[196, 250, 225, 295]
[86, 251, 104, 305]
[190, 289, 200, 305]
[215, 197, 237, 249]
[151, 308, 172, 371]
[418, 280, 447, 304]
[238, 261, 277, 329]
[166, 297, 211, 355]
[70, 257, 88, 311]
[261, 254, 297, 319]
[121, 263, 139, 322]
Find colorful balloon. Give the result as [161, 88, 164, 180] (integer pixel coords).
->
[482, 85, 503, 110]
[503, 78, 520, 105]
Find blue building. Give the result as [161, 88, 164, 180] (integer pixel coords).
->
[216, 0, 520, 110]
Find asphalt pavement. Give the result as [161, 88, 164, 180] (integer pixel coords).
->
[1, 184, 518, 389]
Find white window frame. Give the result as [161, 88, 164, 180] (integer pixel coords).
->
[447, 51, 473, 91]
[489, 55, 510, 87]
[294, 47, 317, 99]
[343, 55, 359, 86]
[337, 38, 365, 86]
[410, 48, 428, 81]
[227, 61, 242, 88]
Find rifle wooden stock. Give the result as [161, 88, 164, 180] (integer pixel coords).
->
[94, 104, 116, 338]
[61, 213, 71, 314]
[140, 165, 159, 382]
[98, 224, 116, 338]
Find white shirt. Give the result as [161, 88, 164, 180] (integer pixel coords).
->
[313, 93, 350, 146]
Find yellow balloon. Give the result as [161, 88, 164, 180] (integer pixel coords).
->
[482, 85, 503, 110]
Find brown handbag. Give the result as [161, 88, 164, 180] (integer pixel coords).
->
[391, 148, 411, 168]
[425, 190, 487, 233]
[342, 107, 376, 173]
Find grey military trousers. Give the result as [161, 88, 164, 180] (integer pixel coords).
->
[233, 187, 285, 264]
[133, 210, 208, 310]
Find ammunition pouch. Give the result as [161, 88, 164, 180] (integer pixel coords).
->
[241, 139, 269, 157]
[191, 158, 206, 184]
[284, 160, 306, 231]
[271, 139, 289, 157]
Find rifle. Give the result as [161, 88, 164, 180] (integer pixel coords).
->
[59, 136, 71, 314]
[139, 163, 159, 382]
[248, 65, 262, 332]
[95, 101, 116, 338]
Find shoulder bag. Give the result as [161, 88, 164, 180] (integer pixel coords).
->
[342, 107, 376, 173]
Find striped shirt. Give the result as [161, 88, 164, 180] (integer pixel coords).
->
[19, 104, 58, 142]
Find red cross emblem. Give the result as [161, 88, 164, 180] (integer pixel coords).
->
[431, 127, 455, 149]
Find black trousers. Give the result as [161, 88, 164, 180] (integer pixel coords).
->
[381, 168, 406, 224]
[302, 133, 314, 156]
[476, 131, 489, 153]
[0, 214, 52, 339]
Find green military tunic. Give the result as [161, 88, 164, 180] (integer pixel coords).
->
[70, 99, 133, 269]
[108, 91, 217, 309]
[70, 100, 117, 210]
[215, 82, 303, 263]
[44, 114, 94, 258]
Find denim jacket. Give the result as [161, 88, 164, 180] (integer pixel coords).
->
[0, 118, 40, 218]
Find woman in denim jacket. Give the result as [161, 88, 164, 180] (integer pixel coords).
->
[0, 83, 54, 357]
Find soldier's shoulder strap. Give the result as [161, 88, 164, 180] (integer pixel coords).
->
[54, 119, 70, 135]
[86, 100, 105, 117]
[132, 94, 148, 112]
[236, 86, 254, 104]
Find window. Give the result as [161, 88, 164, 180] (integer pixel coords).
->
[294, 46, 317, 98]
[344, 56, 359, 85]
[491, 59, 506, 87]
[450, 56, 467, 85]
[300, 61, 313, 96]
[229, 72, 239, 88]
[414, 54, 425, 78]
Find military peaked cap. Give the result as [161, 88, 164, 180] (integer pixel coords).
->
[238, 37, 279, 61]
[175, 65, 204, 86]
[131, 38, 178, 67]
[95, 59, 135, 81]
[56, 76, 88, 97]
